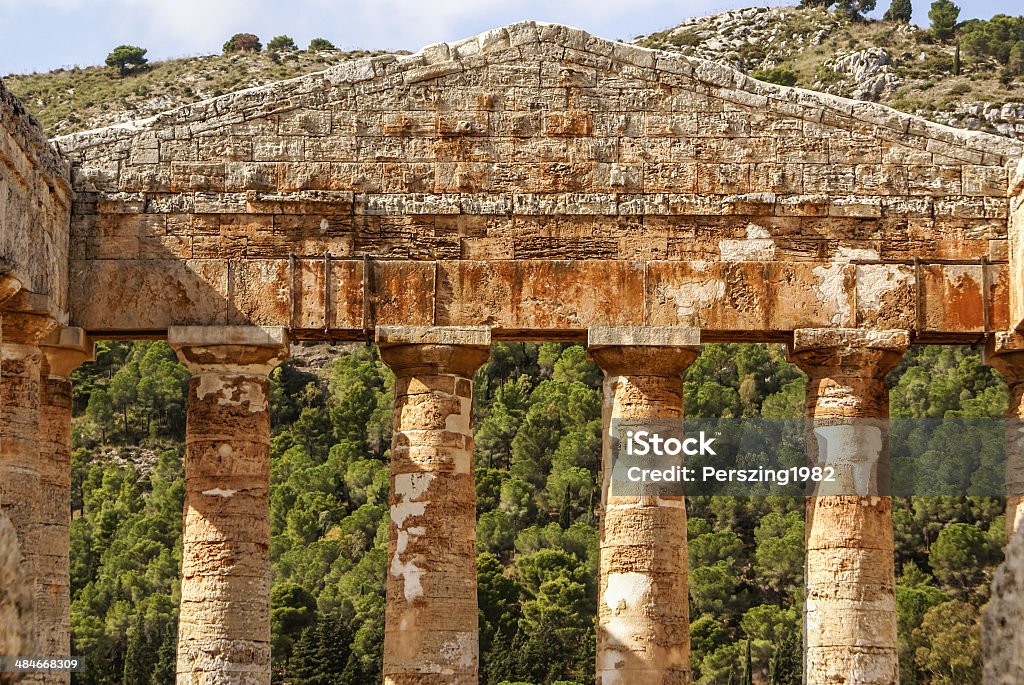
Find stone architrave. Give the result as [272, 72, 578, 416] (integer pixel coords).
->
[168, 326, 289, 685]
[33, 328, 92, 684]
[588, 326, 701, 685]
[376, 326, 491, 685]
[789, 328, 909, 685]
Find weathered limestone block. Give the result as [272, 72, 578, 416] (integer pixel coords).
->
[588, 326, 700, 685]
[0, 513, 31, 685]
[169, 326, 289, 685]
[983, 523, 1024, 685]
[377, 326, 490, 685]
[789, 328, 909, 685]
[31, 328, 92, 683]
[0, 80, 71, 318]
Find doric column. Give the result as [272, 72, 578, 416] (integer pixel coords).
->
[376, 326, 491, 685]
[588, 326, 701, 685]
[35, 328, 92, 680]
[981, 332, 1024, 684]
[984, 332, 1024, 540]
[789, 328, 909, 685]
[0, 306, 60, 665]
[168, 326, 288, 685]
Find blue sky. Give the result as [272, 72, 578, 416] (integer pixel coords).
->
[1, 0, 1021, 75]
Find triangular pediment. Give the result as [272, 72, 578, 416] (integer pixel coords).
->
[56, 20, 1020, 167]
[47, 21, 1024, 339]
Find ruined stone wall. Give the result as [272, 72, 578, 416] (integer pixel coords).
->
[0, 80, 70, 320]
[55, 22, 1021, 338]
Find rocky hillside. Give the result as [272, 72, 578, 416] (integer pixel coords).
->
[634, 6, 1024, 138]
[3, 48, 397, 136]
[3, 6, 1023, 139]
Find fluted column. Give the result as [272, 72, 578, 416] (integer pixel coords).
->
[984, 332, 1024, 540]
[981, 331, 1024, 685]
[33, 328, 92, 682]
[377, 326, 491, 685]
[789, 328, 908, 685]
[589, 326, 700, 685]
[169, 326, 288, 685]
[0, 308, 59, 666]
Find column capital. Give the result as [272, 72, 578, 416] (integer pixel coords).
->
[168, 325, 289, 375]
[984, 331, 1024, 384]
[587, 326, 700, 376]
[40, 328, 93, 380]
[376, 326, 490, 376]
[0, 272, 21, 306]
[1, 292, 61, 346]
[789, 327, 909, 376]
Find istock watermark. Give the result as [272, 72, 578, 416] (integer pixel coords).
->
[607, 418, 1012, 498]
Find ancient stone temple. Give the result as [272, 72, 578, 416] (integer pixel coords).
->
[3, 18, 1024, 685]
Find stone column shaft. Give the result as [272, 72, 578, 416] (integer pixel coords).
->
[0, 308, 59, 674]
[984, 332, 1024, 540]
[789, 328, 908, 685]
[34, 328, 92, 683]
[169, 326, 288, 685]
[589, 327, 701, 685]
[377, 326, 490, 685]
[981, 331, 1024, 684]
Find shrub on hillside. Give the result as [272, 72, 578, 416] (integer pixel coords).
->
[751, 67, 798, 86]
[961, 15, 1024, 65]
[835, 0, 876, 21]
[1010, 40, 1024, 75]
[223, 33, 262, 54]
[267, 35, 298, 52]
[308, 38, 337, 52]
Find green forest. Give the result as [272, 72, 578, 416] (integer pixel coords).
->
[66, 341, 1009, 685]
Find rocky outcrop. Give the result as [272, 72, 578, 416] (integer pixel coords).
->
[920, 102, 1024, 139]
[823, 48, 901, 101]
[636, 6, 841, 72]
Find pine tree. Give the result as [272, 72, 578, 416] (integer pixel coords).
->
[290, 623, 320, 685]
[316, 614, 352, 683]
[122, 612, 152, 685]
[104, 45, 147, 77]
[768, 633, 801, 685]
[884, 0, 913, 22]
[928, 0, 961, 41]
[559, 485, 572, 529]
[742, 640, 754, 685]
[834, 0, 876, 20]
[152, 623, 177, 685]
[953, 44, 961, 75]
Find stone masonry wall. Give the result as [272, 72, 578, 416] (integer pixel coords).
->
[1010, 160, 1024, 326]
[54, 22, 1023, 338]
[0, 80, 71, 320]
